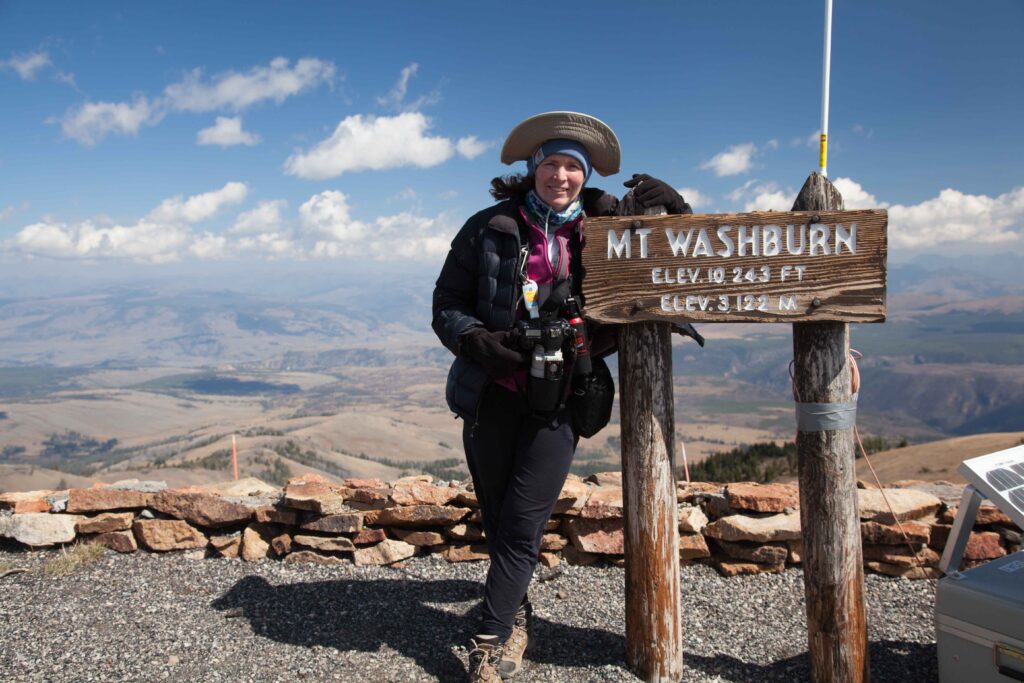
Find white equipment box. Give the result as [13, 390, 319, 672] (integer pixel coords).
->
[936, 445, 1024, 682]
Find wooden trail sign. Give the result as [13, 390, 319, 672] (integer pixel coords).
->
[602, 173, 880, 683]
[581, 209, 887, 323]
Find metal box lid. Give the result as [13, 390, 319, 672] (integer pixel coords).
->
[936, 551, 1024, 639]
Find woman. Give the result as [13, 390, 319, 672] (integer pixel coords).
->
[432, 111, 690, 682]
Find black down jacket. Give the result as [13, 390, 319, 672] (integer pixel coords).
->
[432, 188, 620, 419]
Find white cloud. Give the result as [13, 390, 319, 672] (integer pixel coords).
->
[378, 63, 418, 109]
[0, 205, 16, 222]
[163, 57, 335, 112]
[889, 186, 1024, 248]
[284, 112, 455, 179]
[792, 130, 822, 148]
[376, 62, 440, 112]
[744, 190, 793, 212]
[188, 232, 229, 259]
[677, 187, 710, 209]
[1, 51, 52, 80]
[299, 189, 452, 261]
[765, 139, 779, 150]
[700, 143, 757, 176]
[832, 177, 888, 210]
[231, 199, 286, 234]
[456, 135, 492, 159]
[148, 182, 249, 224]
[197, 116, 260, 147]
[57, 95, 160, 146]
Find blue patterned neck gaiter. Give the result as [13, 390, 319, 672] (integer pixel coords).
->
[525, 190, 583, 231]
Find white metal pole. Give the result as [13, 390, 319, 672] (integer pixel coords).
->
[820, 0, 833, 178]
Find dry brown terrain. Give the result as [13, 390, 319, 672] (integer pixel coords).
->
[855, 431, 1024, 484]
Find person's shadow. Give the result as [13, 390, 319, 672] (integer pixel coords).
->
[212, 574, 626, 680]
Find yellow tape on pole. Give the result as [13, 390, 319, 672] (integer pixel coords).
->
[819, 134, 828, 170]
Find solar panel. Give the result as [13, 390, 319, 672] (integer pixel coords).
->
[960, 445, 1024, 531]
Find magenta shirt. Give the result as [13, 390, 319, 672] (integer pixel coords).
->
[495, 207, 583, 393]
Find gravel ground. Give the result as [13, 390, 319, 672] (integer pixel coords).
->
[0, 544, 938, 682]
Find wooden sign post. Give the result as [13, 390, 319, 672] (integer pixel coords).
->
[584, 174, 884, 682]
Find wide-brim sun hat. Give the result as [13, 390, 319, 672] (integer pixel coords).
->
[500, 111, 621, 177]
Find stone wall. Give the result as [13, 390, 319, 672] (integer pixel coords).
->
[1, 473, 1019, 578]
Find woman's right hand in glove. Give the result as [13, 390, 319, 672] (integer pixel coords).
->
[460, 327, 528, 378]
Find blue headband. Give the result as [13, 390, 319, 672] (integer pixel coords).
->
[526, 139, 593, 182]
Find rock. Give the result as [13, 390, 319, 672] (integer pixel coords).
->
[540, 533, 568, 551]
[352, 528, 387, 545]
[997, 526, 1022, 546]
[964, 531, 1006, 561]
[395, 474, 433, 485]
[47, 493, 68, 512]
[977, 505, 1014, 526]
[715, 539, 790, 565]
[293, 534, 355, 552]
[713, 559, 786, 577]
[447, 523, 485, 542]
[253, 506, 301, 526]
[240, 523, 277, 561]
[454, 491, 479, 508]
[893, 480, 963, 506]
[565, 517, 624, 555]
[390, 481, 457, 507]
[679, 533, 711, 561]
[539, 552, 561, 568]
[929, 524, 952, 550]
[862, 544, 940, 568]
[579, 486, 623, 520]
[353, 539, 417, 566]
[676, 482, 723, 504]
[76, 512, 134, 534]
[133, 520, 207, 552]
[678, 505, 708, 534]
[585, 471, 622, 487]
[552, 479, 591, 515]
[271, 533, 292, 555]
[468, 510, 483, 523]
[726, 483, 799, 513]
[365, 505, 470, 528]
[441, 544, 489, 562]
[210, 535, 242, 558]
[9, 513, 83, 547]
[91, 530, 137, 553]
[860, 520, 931, 546]
[67, 488, 154, 513]
[194, 477, 281, 499]
[545, 518, 560, 531]
[562, 545, 599, 566]
[865, 561, 941, 579]
[788, 540, 803, 564]
[391, 529, 445, 546]
[342, 478, 386, 489]
[704, 512, 801, 543]
[703, 493, 734, 519]
[347, 488, 392, 510]
[857, 488, 941, 524]
[300, 513, 363, 534]
[0, 491, 57, 513]
[0, 513, 12, 538]
[284, 550, 350, 566]
[151, 490, 253, 528]
[282, 474, 349, 515]
[106, 479, 167, 493]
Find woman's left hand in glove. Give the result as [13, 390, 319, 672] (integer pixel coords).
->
[623, 174, 693, 214]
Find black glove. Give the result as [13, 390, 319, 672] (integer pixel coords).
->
[459, 327, 528, 378]
[623, 174, 692, 214]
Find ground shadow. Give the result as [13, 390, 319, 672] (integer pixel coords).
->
[686, 640, 937, 682]
[212, 575, 625, 680]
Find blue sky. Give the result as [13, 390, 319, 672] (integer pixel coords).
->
[1, 0, 1022, 272]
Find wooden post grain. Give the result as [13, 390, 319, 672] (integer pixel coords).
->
[791, 172, 869, 682]
[618, 206, 683, 682]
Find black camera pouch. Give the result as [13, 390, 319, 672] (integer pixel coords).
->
[567, 356, 615, 438]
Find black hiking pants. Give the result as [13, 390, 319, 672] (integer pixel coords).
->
[462, 383, 577, 640]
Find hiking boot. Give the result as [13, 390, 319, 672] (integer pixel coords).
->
[498, 602, 532, 678]
[467, 638, 503, 683]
